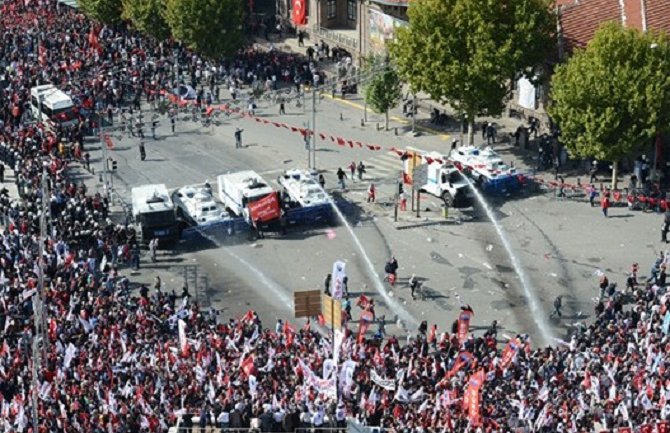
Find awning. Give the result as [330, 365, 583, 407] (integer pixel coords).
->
[369, 0, 409, 6]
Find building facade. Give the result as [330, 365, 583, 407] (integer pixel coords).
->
[277, 0, 409, 61]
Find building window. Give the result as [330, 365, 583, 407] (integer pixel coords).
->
[327, 0, 337, 19]
[347, 0, 357, 20]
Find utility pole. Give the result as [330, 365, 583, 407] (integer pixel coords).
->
[304, 120, 311, 169]
[99, 111, 108, 198]
[310, 85, 317, 170]
[411, 93, 417, 134]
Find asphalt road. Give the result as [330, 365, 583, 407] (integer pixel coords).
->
[99, 90, 665, 347]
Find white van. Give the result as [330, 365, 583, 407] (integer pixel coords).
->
[30, 84, 77, 127]
[217, 171, 275, 218]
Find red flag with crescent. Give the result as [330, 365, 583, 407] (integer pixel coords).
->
[292, 0, 306, 25]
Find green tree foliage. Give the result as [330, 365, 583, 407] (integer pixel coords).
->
[389, 0, 555, 143]
[549, 23, 670, 188]
[122, 0, 171, 41]
[164, 0, 245, 59]
[79, 0, 123, 24]
[363, 55, 402, 130]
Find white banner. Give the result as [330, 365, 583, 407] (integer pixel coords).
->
[323, 358, 336, 380]
[371, 370, 396, 391]
[309, 374, 337, 399]
[331, 261, 346, 299]
[517, 77, 536, 110]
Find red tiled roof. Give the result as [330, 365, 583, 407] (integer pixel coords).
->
[559, 0, 670, 55]
[559, 0, 622, 52]
[645, 0, 670, 34]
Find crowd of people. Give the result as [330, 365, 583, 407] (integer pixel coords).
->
[1, 1, 670, 433]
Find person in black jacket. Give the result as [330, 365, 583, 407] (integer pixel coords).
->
[661, 210, 670, 242]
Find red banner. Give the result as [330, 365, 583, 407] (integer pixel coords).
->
[447, 351, 473, 378]
[462, 369, 485, 427]
[247, 193, 280, 223]
[292, 0, 306, 25]
[500, 338, 521, 371]
[457, 309, 474, 344]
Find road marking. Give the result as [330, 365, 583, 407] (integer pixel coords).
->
[322, 93, 451, 141]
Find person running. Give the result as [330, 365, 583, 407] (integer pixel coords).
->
[357, 161, 366, 181]
[336, 168, 347, 190]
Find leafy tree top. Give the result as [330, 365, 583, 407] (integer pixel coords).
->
[389, 0, 554, 118]
[549, 22, 670, 161]
[164, 0, 245, 59]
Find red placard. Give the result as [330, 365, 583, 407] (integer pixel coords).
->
[659, 421, 670, 433]
[247, 192, 280, 223]
[292, 0, 306, 25]
[639, 424, 652, 433]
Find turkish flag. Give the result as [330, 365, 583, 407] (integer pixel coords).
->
[292, 0, 306, 25]
[658, 421, 670, 433]
[241, 355, 255, 377]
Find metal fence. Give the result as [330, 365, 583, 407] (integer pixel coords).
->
[310, 26, 359, 51]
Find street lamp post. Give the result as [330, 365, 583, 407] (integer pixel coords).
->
[310, 85, 317, 170]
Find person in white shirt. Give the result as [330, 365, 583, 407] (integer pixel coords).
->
[217, 408, 229, 430]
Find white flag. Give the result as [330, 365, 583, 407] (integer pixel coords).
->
[323, 359, 336, 380]
[63, 343, 77, 369]
[331, 261, 346, 299]
[333, 328, 344, 363]
[178, 319, 188, 355]
[249, 375, 258, 396]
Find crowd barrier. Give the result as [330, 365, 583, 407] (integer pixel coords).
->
[531, 176, 669, 211]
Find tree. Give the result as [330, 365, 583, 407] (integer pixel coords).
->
[79, 0, 123, 24]
[164, 0, 245, 59]
[549, 23, 670, 189]
[389, 0, 554, 144]
[122, 0, 171, 41]
[363, 56, 402, 130]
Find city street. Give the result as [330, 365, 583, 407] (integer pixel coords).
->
[104, 89, 664, 347]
